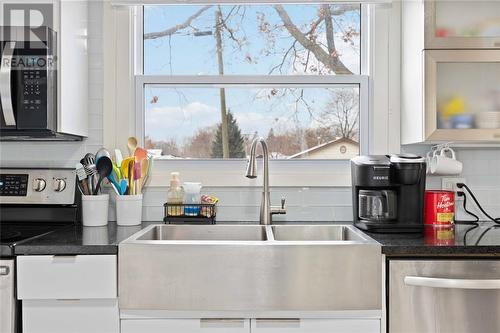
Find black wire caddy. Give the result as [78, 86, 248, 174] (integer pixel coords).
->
[163, 203, 217, 224]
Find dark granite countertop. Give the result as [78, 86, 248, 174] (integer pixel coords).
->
[364, 222, 500, 256]
[14, 222, 158, 255]
[11, 221, 500, 256]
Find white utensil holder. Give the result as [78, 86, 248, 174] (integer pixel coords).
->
[116, 194, 143, 226]
[81, 194, 109, 227]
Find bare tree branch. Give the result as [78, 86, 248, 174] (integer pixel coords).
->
[323, 5, 352, 75]
[330, 4, 359, 16]
[144, 5, 212, 40]
[269, 40, 297, 74]
[274, 4, 353, 75]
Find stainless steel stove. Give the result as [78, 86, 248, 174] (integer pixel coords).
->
[0, 168, 78, 333]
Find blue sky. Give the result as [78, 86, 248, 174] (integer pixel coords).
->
[145, 86, 359, 144]
[143, 5, 360, 144]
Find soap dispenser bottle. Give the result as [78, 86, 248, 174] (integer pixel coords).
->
[167, 172, 184, 216]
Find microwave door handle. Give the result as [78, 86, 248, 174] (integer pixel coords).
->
[405, 276, 500, 290]
[0, 41, 16, 126]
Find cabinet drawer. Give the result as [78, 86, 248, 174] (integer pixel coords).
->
[23, 299, 119, 333]
[121, 318, 250, 333]
[17, 255, 116, 299]
[251, 318, 380, 333]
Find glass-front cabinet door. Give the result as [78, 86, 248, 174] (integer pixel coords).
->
[425, 0, 500, 49]
[425, 50, 500, 142]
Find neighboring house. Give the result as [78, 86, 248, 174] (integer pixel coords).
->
[288, 137, 359, 160]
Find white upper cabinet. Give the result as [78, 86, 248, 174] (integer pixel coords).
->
[424, 50, 500, 142]
[425, 0, 500, 49]
[402, 0, 500, 144]
[58, 0, 88, 137]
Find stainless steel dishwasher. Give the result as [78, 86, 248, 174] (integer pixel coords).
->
[389, 260, 500, 333]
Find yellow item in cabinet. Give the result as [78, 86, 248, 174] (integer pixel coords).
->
[440, 96, 466, 120]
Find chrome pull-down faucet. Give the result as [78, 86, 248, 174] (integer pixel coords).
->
[245, 137, 286, 225]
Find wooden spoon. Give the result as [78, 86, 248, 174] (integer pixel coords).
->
[127, 137, 138, 156]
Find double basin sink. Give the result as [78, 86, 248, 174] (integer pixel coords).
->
[119, 224, 381, 313]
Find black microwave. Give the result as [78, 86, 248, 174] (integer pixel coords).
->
[0, 26, 81, 140]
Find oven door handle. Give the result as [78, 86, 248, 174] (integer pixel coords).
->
[0, 41, 17, 126]
[405, 276, 500, 290]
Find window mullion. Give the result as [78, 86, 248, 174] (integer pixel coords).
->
[135, 75, 368, 86]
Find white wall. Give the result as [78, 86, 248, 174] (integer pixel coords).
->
[1, 3, 499, 223]
[404, 145, 500, 223]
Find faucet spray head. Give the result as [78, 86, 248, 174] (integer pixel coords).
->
[245, 137, 266, 179]
[245, 157, 257, 179]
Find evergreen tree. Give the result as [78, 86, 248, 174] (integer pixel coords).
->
[267, 128, 275, 141]
[211, 112, 246, 158]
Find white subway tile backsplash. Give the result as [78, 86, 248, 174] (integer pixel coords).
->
[88, 53, 103, 70]
[113, 147, 500, 222]
[89, 69, 104, 85]
[88, 37, 103, 55]
[301, 188, 352, 207]
[142, 206, 164, 222]
[270, 190, 300, 206]
[88, 99, 103, 115]
[89, 83, 104, 100]
[238, 189, 261, 206]
[85, 129, 104, 146]
[88, 113, 103, 130]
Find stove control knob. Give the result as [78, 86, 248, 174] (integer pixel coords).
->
[53, 178, 66, 192]
[33, 178, 46, 192]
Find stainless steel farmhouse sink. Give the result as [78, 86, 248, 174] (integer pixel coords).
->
[137, 224, 268, 241]
[271, 225, 369, 241]
[119, 224, 381, 312]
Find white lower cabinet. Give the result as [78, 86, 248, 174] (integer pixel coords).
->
[121, 318, 379, 333]
[251, 318, 380, 333]
[17, 255, 117, 299]
[17, 255, 119, 333]
[121, 319, 251, 333]
[23, 299, 119, 333]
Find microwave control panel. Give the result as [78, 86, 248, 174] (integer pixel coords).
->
[22, 69, 43, 112]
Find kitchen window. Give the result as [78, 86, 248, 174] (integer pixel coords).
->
[135, 3, 369, 160]
[104, 0, 399, 186]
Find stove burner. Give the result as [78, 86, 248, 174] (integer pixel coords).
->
[0, 224, 71, 245]
[0, 230, 22, 242]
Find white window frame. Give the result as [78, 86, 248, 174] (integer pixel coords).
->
[102, 1, 400, 187]
[135, 76, 370, 153]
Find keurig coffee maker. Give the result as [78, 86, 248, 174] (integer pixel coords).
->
[351, 154, 426, 233]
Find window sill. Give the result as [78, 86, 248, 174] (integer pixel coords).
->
[147, 159, 351, 187]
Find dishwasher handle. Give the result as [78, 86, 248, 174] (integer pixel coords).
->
[405, 276, 500, 290]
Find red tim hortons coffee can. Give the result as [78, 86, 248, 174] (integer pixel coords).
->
[424, 190, 455, 225]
